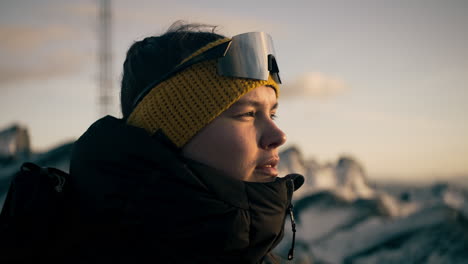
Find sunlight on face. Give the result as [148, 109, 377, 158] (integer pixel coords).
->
[182, 86, 286, 182]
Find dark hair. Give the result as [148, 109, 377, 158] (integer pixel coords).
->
[120, 21, 226, 119]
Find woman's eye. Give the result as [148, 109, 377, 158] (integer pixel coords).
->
[243, 111, 255, 117]
[235, 111, 255, 119]
[234, 111, 277, 120]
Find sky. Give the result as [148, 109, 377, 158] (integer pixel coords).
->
[0, 0, 467, 183]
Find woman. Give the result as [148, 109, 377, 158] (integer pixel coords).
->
[66, 22, 304, 263]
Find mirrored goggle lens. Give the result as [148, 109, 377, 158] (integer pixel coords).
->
[218, 32, 281, 84]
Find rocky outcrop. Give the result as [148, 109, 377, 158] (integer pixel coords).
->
[279, 146, 374, 200]
[0, 124, 30, 165]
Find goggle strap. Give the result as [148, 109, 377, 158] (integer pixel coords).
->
[132, 41, 231, 108]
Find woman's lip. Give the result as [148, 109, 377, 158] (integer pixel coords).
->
[254, 166, 278, 177]
[255, 157, 280, 177]
[258, 157, 279, 168]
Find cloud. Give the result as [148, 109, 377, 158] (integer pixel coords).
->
[0, 24, 89, 85]
[0, 48, 89, 85]
[281, 72, 348, 98]
[62, 2, 98, 18]
[0, 25, 74, 54]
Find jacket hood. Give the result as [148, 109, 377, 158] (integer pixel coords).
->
[69, 116, 304, 263]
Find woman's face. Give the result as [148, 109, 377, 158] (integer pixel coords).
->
[182, 86, 286, 182]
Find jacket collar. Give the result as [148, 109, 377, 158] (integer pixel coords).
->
[185, 158, 304, 210]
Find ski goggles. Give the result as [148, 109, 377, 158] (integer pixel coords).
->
[132, 32, 281, 108]
[218, 31, 281, 84]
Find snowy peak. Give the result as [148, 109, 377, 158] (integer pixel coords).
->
[335, 156, 374, 198]
[278, 146, 307, 176]
[0, 124, 30, 162]
[279, 146, 374, 200]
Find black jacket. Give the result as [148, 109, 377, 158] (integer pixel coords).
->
[63, 116, 303, 263]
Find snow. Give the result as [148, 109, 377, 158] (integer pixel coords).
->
[279, 146, 376, 202]
[309, 205, 459, 263]
[274, 146, 468, 263]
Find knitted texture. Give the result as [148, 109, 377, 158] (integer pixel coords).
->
[127, 40, 280, 148]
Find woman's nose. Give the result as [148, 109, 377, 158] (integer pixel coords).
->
[259, 120, 287, 150]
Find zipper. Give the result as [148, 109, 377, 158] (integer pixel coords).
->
[286, 178, 296, 260]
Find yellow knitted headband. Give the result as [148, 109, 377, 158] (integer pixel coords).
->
[127, 37, 280, 148]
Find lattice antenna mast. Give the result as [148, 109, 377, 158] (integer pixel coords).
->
[98, 0, 112, 117]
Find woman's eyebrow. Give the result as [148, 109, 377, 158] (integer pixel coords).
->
[231, 100, 279, 110]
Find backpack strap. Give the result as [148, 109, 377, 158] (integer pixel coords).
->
[21, 162, 68, 193]
[0, 162, 70, 263]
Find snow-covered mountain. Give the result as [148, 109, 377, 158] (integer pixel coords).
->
[275, 146, 468, 263]
[279, 146, 375, 201]
[0, 124, 30, 164]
